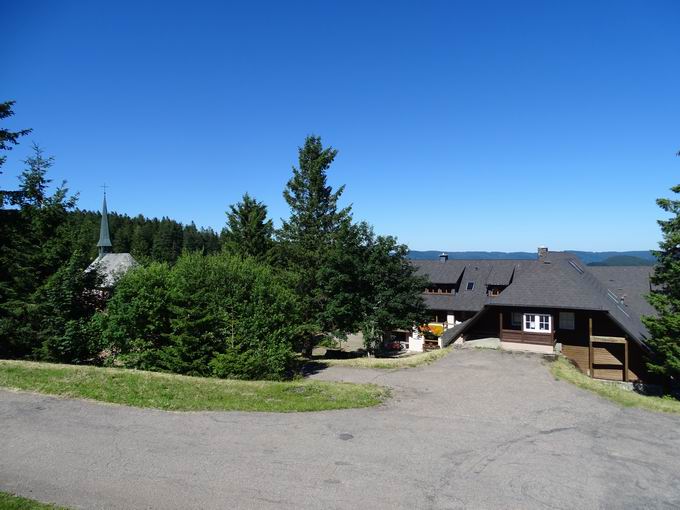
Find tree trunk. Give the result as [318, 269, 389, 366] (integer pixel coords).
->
[302, 334, 320, 359]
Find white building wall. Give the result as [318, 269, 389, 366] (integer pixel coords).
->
[408, 328, 425, 352]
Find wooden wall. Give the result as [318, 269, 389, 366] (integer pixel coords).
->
[559, 312, 645, 381]
[464, 307, 648, 382]
[562, 344, 589, 374]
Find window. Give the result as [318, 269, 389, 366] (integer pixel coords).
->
[523, 313, 551, 333]
[559, 312, 575, 330]
[466, 282, 474, 291]
[428, 311, 447, 323]
[511, 312, 522, 327]
[425, 285, 452, 294]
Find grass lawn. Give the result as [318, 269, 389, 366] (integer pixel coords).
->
[0, 360, 388, 412]
[551, 356, 680, 415]
[0, 492, 67, 510]
[315, 347, 452, 369]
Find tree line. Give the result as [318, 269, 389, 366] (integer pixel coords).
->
[0, 101, 427, 379]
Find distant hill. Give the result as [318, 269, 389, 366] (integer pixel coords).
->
[408, 250, 656, 265]
[587, 255, 654, 267]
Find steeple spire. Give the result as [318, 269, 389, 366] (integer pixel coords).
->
[97, 192, 113, 256]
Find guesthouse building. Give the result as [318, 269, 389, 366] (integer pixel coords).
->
[409, 249, 656, 382]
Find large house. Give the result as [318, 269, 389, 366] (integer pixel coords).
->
[407, 248, 656, 383]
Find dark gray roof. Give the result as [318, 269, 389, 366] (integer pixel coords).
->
[492, 253, 605, 309]
[588, 266, 657, 319]
[413, 259, 530, 311]
[87, 253, 138, 287]
[413, 260, 466, 284]
[487, 264, 516, 286]
[97, 194, 112, 249]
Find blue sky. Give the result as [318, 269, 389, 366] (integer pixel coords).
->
[3, 0, 679, 251]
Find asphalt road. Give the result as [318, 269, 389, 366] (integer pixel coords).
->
[2, 349, 680, 509]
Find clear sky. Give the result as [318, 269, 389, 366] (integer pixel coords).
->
[3, 0, 679, 252]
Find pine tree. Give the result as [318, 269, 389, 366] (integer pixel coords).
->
[643, 183, 680, 382]
[222, 193, 274, 260]
[279, 136, 352, 355]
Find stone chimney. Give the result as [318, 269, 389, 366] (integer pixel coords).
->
[439, 252, 449, 263]
[537, 246, 548, 260]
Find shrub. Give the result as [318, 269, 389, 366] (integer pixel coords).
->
[99, 262, 173, 369]
[36, 251, 104, 363]
[101, 252, 301, 380]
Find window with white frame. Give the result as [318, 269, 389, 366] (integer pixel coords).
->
[523, 313, 551, 333]
[559, 312, 575, 330]
[511, 312, 522, 327]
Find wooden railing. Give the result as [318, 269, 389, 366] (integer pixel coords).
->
[589, 321, 628, 382]
[500, 328, 554, 346]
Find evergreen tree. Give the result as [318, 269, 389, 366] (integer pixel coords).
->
[278, 136, 353, 355]
[644, 183, 680, 382]
[152, 217, 184, 263]
[131, 218, 155, 261]
[222, 193, 274, 260]
[356, 227, 428, 354]
[0, 100, 32, 206]
[199, 226, 222, 254]
[36, 250, 103, 363]
[183, 222, 204, 252]
[0, 145, 78, 357]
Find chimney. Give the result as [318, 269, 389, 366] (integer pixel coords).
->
[537, 246, 548, 260]
[439, 252, 448, 263]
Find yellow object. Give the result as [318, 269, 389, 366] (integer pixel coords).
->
[427, 323, 444, 336]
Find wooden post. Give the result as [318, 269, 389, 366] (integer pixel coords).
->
[499, 312, 503, 341]
[624, 338, 629, 382]
[588, 317, 594, 378]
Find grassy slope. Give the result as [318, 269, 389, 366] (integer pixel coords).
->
[0, 361, 388, 412]
[551, 356, 680, 414]
[316, 347, 451, 369]
[0, 492, 67, 510]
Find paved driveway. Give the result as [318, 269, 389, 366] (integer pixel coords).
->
[2, 349, 680, 509]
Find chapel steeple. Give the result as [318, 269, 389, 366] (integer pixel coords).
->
[97, 192, 113, 256]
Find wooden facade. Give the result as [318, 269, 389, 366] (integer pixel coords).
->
[466, 306, 646, 382]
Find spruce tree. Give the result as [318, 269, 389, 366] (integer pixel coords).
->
[151, 218, 183, 263]
[0, 101, 32, 173]
[0, 145, 78, 357]
[0, 101, 32, 207]
[644, 183, 680, 382]
[222, 193, 274, 260]
[279, 136, 352, 355]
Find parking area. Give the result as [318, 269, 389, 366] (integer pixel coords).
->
[2, 349, 680, 509]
